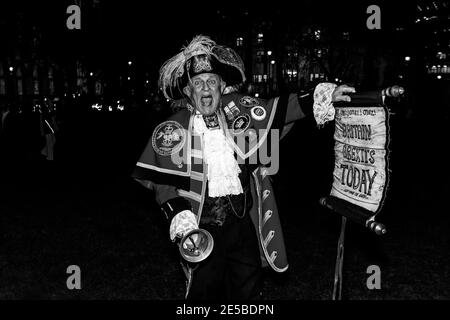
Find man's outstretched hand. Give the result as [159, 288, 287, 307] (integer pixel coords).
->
[332, 85, 356, 103]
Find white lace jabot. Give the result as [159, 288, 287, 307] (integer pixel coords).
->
[193, 113, 243, 197]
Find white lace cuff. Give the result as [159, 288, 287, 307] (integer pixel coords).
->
[169, 210, 198, 241]
[313, 82, 337, 126]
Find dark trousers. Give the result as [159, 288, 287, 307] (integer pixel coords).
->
[187, 211, 262, 300]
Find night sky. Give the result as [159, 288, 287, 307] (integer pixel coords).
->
[1, 0, 418, 63]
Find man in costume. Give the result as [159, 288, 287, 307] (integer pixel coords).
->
[132, 35, 354, 299]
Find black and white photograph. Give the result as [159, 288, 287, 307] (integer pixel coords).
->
[0, 0, 449, 313]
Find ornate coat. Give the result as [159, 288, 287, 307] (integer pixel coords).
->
[132, 91, 313, 285]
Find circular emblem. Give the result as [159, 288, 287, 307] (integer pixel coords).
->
[239, 96, 259, 108]
[152, 120, 186, 156]
[232, 114, 251, 134]
[250, 106, 266, 121]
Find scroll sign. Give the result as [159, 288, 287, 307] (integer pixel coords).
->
[320, 86, 404, 235]
[320, 85, 403, 300]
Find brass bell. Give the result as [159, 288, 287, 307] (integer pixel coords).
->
[179, 228, 214, 263]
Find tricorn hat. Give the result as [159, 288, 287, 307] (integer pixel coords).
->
[158, 35, 246, 100]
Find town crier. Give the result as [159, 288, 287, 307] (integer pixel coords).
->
[132, 35, 354, 299]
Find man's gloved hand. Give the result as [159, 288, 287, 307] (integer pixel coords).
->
[169, 210, 199, 242]
[332, 84, 356, 103]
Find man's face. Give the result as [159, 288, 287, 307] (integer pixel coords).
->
[183, 73, 225, 116]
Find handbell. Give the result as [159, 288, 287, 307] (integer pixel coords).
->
[179, 228, 214, 263]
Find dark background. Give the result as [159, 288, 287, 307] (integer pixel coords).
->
[0, 0, 449, 299]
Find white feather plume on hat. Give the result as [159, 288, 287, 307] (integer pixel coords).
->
[158, 35, 246, 100]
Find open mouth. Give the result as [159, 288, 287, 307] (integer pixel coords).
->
[200, 95, 213, 107]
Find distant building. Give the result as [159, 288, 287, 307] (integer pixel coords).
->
[416, 0, 450, 79]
